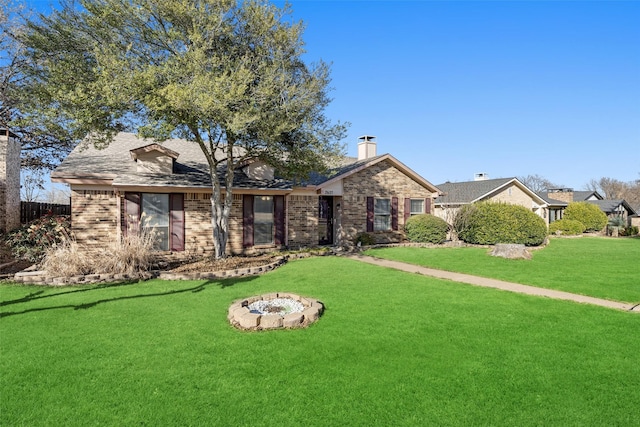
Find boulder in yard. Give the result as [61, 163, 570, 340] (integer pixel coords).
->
[490, 243, 531, 260]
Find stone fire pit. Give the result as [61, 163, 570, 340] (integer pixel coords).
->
[228, 293, 324, 331]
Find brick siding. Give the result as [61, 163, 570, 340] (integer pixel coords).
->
[71, 189, 119, 247]
[68, 159, 435, 252]
[287, 194, 318, 249]
[341, 159, 435, 245]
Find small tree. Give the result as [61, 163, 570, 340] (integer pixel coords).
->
[13, 0, 347, 259]
[563, 202, 607, 232]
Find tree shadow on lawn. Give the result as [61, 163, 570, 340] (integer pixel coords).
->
[0, 276, 254, 319]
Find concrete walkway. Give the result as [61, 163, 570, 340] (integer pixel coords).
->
[346, 254, 640, 313]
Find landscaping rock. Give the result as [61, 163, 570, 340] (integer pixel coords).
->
[490, 243, 531, 260]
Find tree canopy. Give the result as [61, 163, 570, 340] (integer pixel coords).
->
[12, 0, 347, 258]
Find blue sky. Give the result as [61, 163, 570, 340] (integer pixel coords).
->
[24, 0, 640, 190]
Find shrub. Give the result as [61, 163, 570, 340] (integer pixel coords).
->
[454, 202, 547, 246]
[549, 219, 586, 236]
[354, 232, 376, 246]
[620, 225, 639, 236]
[4, 215, 71, 262]
[563, 202, 607, 232]
[42, 227, 157, 278]
[404, 214, 449, 244]
[42, 239, 92, 277]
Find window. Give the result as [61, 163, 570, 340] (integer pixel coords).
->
[141, 193, 170, 250]
[374, 198, 391, 231]
[254, 196, 274, 245]
[410, 199, 424, 216]
[243, 195, 285, 248]
[124, 193, 184, 251]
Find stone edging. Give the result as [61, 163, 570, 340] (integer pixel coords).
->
[10, 257, 288, 285]
[228, 293, 324, 331]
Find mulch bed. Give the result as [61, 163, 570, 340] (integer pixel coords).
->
[165, 253, 280, 273]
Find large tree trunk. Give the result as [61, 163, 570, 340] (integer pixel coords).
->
[208, 136, 237, 260]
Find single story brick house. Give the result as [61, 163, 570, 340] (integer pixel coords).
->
[433, 176, 550, 225]
[51, 133, 441, 255]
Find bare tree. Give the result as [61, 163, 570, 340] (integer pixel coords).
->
[517, 174, 561, 193]
[20, 170, 43, 202]
[585, 176, 640, 213]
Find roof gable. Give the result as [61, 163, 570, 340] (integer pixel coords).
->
[435, 177, 546, 205]
[312, 154, 441, 194]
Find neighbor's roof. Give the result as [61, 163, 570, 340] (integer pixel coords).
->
[587, 199, 637, 215]
[434, 177, 520, 205]
[536, 192, 569, 206]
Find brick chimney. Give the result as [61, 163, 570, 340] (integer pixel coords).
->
[547, 188, 575, 203]
[1, 129, 21, 233]
[357, 135, 377, 160]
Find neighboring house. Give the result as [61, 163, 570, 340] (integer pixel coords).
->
[0, 129, 21, 234]
[433, 176, 549, 224]
[51, 133, 441, 255]
[539, 188, 637, 225]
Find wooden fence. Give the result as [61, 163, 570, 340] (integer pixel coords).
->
[20, 201, 71, 224]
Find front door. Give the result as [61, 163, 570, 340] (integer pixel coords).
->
[318, 196, 333, 245]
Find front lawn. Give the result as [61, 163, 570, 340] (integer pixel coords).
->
[366, 237, 640, 303]
[1, 256, 639, 426]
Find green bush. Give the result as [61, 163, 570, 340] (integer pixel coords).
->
[549, 219, 586, 235]
[404, 214, 449, 244]
[620, 225, 639, 236]
[454, 202, 547, 246]
[4, 215, 71, 262]
[563, 202, 607, 232]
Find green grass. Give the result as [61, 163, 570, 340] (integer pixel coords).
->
[1, 256, 639, 426]
[366, 237, 640, 303]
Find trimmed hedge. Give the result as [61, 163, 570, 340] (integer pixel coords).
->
[404, 214, 449, 244]
[454, 202, 547, 246]
[549, 219, 586, 236]
[563, 202, 607, 232]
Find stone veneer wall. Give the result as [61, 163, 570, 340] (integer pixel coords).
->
[286, 194, 318, 249]
[0, 133, 21, 233]
[341, 160, 435, 244]
[72, 189, 119, 248]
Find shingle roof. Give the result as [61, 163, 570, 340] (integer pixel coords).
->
[52, 132, 439, 194]
[303, 155, 385, 186]
[587, 199, 637, 215]
[53, 132, 292, 190]
[536, 192, 569, 206]
[434, 178, 515, 204]
[574, 190, 602, 201]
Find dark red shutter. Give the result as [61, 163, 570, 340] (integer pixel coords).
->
[124, 192, 141, 236]
[243, 195, 254, 247]
[366, 197, 374, 232]
[391, 197, 398, 231]
[170, 194, 184, 251]
[425, 198, 432, 215]
[274, 195, 285, 246]
[404, 198, 411, 223]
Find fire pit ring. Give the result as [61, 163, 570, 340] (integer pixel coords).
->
[228, 293, 324, 330]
